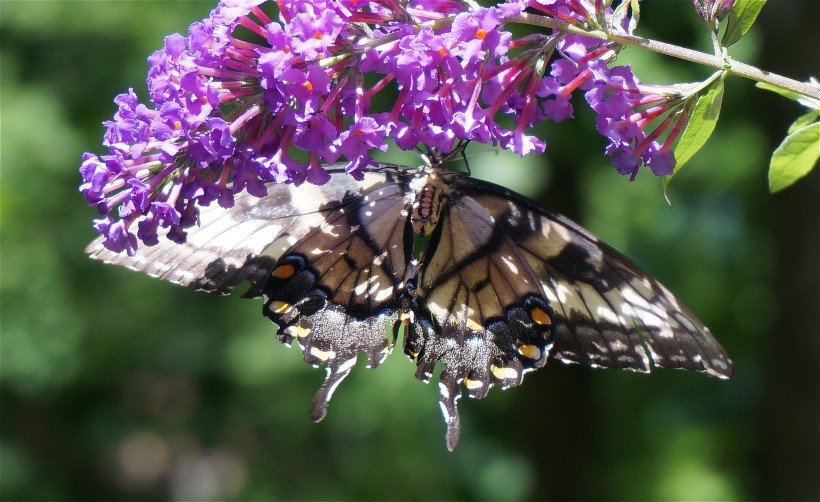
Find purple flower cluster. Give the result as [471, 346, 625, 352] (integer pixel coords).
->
[586, 65, 693, 179]
[81, 0, 692, 253]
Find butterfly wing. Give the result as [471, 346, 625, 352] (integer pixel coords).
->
[85, 166, 393, 295]
[88, 163, 733, 452]
[404, 176, 553, 449]
[407, 171, 733, 449]
[528, 211, 732, 376]
[87, 165, 417, 421]
[257, 168, 416, 421]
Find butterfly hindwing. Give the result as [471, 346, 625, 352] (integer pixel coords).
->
[260, 169, 416, 420]
[87, 164, 420, 424]
[404, 174, 555, 449]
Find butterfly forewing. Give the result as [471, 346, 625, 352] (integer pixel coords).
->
[85, 168, 388, 294]
[451, 175, 733, 378]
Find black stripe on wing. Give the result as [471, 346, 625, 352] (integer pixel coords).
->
[450, 174, 733, 379]
[85, 166, 397, 295]
[259, 168, 417, 424]
[405, 177, 555, 450]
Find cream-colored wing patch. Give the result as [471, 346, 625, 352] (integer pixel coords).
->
[406, 181, 554, 450]
[86, 166, 396, 294]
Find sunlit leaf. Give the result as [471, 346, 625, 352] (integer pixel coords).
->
[756, 81, 820, 110]
[768, 121, 820, 193]
[671, 80, 725, 176]
[722, 0, 766, 47]
[788, 110, 820, 134]
[613, 0, 641, 33]
[755, 82, 802, 102]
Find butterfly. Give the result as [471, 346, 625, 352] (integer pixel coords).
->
[87, 161, 733, 450]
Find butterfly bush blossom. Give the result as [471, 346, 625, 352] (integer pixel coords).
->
[691, 0, 734, 25]
[81, 0, 698, 254]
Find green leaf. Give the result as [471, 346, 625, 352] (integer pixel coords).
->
[788, 110, 820, 134]
[628, 0, 640, 32]
[722, 0, 766, 47]
[612, 0, 640, 34]
[755, 82, 802, 102]
[671, 80, 725, 176]
[768, 121, 820, 193]
[756, 81, 820, 110]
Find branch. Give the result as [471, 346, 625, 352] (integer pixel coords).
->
[511, 12, 820, 100]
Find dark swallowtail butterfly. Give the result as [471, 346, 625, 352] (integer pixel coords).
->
[87, 162, 733, 450]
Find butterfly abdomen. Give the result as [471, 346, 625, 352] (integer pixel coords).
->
[411, 182, 443, 237]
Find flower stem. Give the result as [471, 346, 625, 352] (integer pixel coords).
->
[511, 12, 820, 100]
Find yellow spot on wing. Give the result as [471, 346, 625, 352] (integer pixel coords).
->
[272, 301, 292, 314]
[491, 364, 518, 380]
[466, 318, 483, 332]
[309, 347, 335, 361]
[285, 325, 312, 339]
[517, 344, 542, 360]
[464, 378, 484, 390]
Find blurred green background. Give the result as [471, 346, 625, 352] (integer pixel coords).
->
[1, 1, 817, 500]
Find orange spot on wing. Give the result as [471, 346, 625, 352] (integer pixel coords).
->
[531, 306, 551, 326]
[272, 264, 296, 279]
